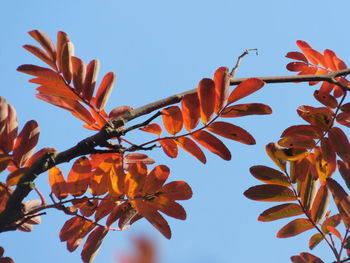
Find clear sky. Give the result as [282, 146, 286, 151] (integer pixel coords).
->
[1, 0, 350, 262]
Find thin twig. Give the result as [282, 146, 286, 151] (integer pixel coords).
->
[230, 48, 258, 77]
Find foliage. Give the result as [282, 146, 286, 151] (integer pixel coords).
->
[0, 30, 350, 262]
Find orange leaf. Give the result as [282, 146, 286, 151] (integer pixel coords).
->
[143, 165, 170, 194]
[285, 51, 308, 63]
[309, 233, 324, 250]
[125, 163, 147, 198]
[258, 203, 303, 222]
[213, 66, 231, 113]
[56, 31, 70, 74]
[140, 123, 162, 136]
[159, 181, 192, 200]
[207, 121, 255, 145]
[60, 41, 74, 83]
[6, 167, 29, 186]
[244, 184, 296, 202]
[286, 62, 308, 72]
[161, 106, 183, 135]
[220, 103, 272, 118]
[95, 72, 116, 110]
[35, 83, 81, 101]
[23, 44, 57, 69]
[181, 93, 200, 131]
[24, 147, 56, 168]
[265, 143, 286, 171]
[321, 214, 341, 233]
[296, 40, 326, 67]
[90, 169, 109, 196]
[148, 196, 186, 220]
[328, 127, 350, 164]
[313, 90, 338, 108]
[297, 105, 333, 130]
[131, 199, 171, 239]
[249, 165, 290, 186]
[336, 112, 350, 128]
[198, 78, 216, 124]
[326, 178, 350, 223]
[49, 166, 68, 199]
[28, 30, 56, 62]
[227, 78, 265, 104]
[81, 226, 108, 263]
[0, 103, 18, 154]
[175, 137, 206, 164]
[17, 64, 63, 83]
[291, 252, 324, 263]
[66, 219, 95, 252]
[72, 56, 86, 94]
[67, 157, 91, 197]
[281, 125, 323, 139]
[191, 130, 231, 160]
[13, 120, 40, 167]
[278, 135, 315, 149]
[338, 160, 350, 190]
[277, 218, 314, 238]
[82, 59, 100, 101]
[107, 159, 125, 197]
[159, 139, 178, 158]
[59, 216, 84, 242]
[94, 198, 116, 221]
[310, 185, 330, 223]
[327, 226, 342, 240]
[106, 202, 134, 227]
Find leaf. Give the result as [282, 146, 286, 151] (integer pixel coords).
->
[94, 198, 116, 221]
[299, 172, 317, 210]
[90, 169, 109, 196]
[213, 66, 231, 113]
[191, 130, 231, 160]
[286, 62, 308, 72]
[207, 121, 255, 145]
[95, 72, 116, 110]
[12, 120, 40, 167]
[82, 59, 100, 101]
[321, 214, 341, 233]
[309, 233, 323, 250]
[17, 64, 63, 82]
[56, 31, 70, 74]
[265, 143, 286, 171]
[28, 30, 56, 62]
[66, 219, 95, 252]
[181, 93, 200, 131]
[336, 112, 350, 128]
[277, 218, 314, 238]
[143, 165, 170, 194]
[227, 78, 265, 104]
[124, 153, 155, 165]
[297, 106, 333, 130]
[67, 157, 92, 197]
[0, 154, 11, 173]
[81, 226, 108, 263]
[23, 44, 56, 69]
[0, 103, 18, 154]
[6, 167, 29, 186]
[258, 203, 303, 222]
[124, 163, 147, 198]
[147, 196, 186, 220]
[296, 40, 326, 66]
[160, 181, 193, 200]
[175, 137, 206, 164]
[291, 252, 324, 263]
[108, 105, 133, 120]
[198, 78, 216, 124]
[59, 216, 84, 242]
[159, 139, 178, 158]
[328, 127, 350, 164]
[285, 51, 308, 63]
[338, 160, 350, 190]
[313, 90, 338, 108]
[244, 184, 296, 202]
[106, 202, 133, 227]
[326, 178, 350, 225]
[49, 166, 68, 199]
[60, 41, 74, 83]
[327, 226, 342, 240]
[310, 185, 330, 223]
[72, 56, 86, 94]
[278, 135, 315, 149]
[220, 103, 272, 118]
[161, 106, 183, 135]
[140, 123, 162, 136]
[249, 165, 290, 186]
[281, 125, 323, 139]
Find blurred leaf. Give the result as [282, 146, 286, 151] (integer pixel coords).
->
[175, 137, 206, 164]
[338, 160, 350, 190]
[198, 78, 216, 124]
[191, 130, 231, 160]
[310, 185, 330, 223]
[220, 103, 272, 118]
[249, 165, 290, 186]
[161, 106, 183, 135]
[207, 121, 255, 145]
[81, 226, 108, 263]
[277, 218, 314, 238]
[0, 103, 18, 154]
[181, 93, 200, 131]
[213, 66, 230, 113]
[6, 167, 29, 186]
[327, 226, 342, 240]
[309, 233, 323, 250]
[321, 214, 341, 233]
[258, 203, 303, 222]
[244, 184, 296, 202]
[0, 154, 11, 173]
[227, 78, 264, 104]
[313, 90, 338, 108]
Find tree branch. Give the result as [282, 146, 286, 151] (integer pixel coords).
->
[0, 69, 349, 232]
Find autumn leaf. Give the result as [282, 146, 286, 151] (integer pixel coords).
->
[95, 72, 116, 110]
[67, 157, 92, 197]
[82, 59, 100, 101]
[198, 78, 216, 124]
[277, 218, 314, 238]
[159, 139, 178, 158]
[309, 233, 323, 250]
[227, 78, 265, 104]
[81, 226, 108, 263]
[49, 166, 69, 199]
[258, 203, 303, 222]
[249, 165, 290, 186]
[220, 103, 272, 118]
[140, 123, 162, 136]
[181, 93, 200, 131]
[175, 137, 206, 164]
[244, 184, 296, 202]
[213, 66, 231, 113]
[161, 106, 183, 135]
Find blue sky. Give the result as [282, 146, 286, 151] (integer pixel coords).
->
[1, 0, 350, 262]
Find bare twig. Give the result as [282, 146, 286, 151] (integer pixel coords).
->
[230, 48, 258, 77]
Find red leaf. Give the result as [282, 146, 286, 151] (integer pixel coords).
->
[0, 102, 18, 154]
[309, 233, 324, 250]
[140, 123, 162, 136]
[281, 125, 323, 139]
[161, 106, 183, 135]
[72, 56, 86, 94]
[82, 60, 100, 101]
[285, 51, 308, 63]
[28, 30, 56, 62]
[67, 157, 92, 197]
[81, 226, 108, 263]
[326, 178, 350, 225]
[329, 127, 350, 164]
[60, 41, 74, 83]
[336, 112, 350, 128]
[17, 64, 63, 82]
[323, 49, 337, 71]
[0, 154, 11, 173]
[148, 196, 186, 220]
[207, 121, 255, 145]
[143, 165, 170, 194]
[213, 66, 231, 113]
[296, 40, 326, 67]
[278, 135, 315, 149]
[277, 218, 314, 238]
[175, 137, 206, 164]
[286, 62, 308, 72]
[198, 78, 216, 124]
[160, 181, 193, 200]
[321, 214, 341, 233]
[220, 103, 272, 118]
[95, 72, 116, 110]
[258, 203, 303, 222]
[23, 44, 57, 69]
[6, 167, 28, 186]
[227, 78, 264, 104]
[124, 153, 155, 165]
[191, 130, 231, 160]
[59, 216, 84, 242]
[181, 93, 200, 131]
[313, 90, 338, 108]
[159, 139, 178, 158]
[310, 185, 330, 223]
[13, 120, 40, 167]
[244, 184, 296, 202]
[124, 163, 147, 198]
[327, 226, 342, 240]
[249, 165, 290, 186]
[56, 31, 70, 74]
